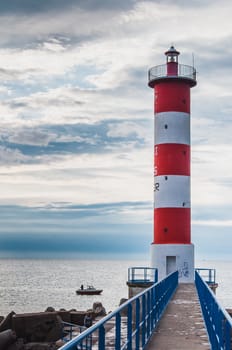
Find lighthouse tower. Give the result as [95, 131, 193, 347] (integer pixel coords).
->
[148, 46, 197, 283]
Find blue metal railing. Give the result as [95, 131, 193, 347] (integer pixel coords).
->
[195, 270, 232, 349]
[128, 267, 158, 284]
[62, 322, 89, 343]
[59, 270, 178, 350]
[195, 268, 216, 285]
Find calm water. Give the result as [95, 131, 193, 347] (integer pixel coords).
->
[0, 258, 232, 316]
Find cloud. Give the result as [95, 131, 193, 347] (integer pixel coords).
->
[0, 0, 137, 14]
[107, 121, 150, 141]
[7, 129, 55, 146]
[0, 119, 151, 164]
[0, 201, 152, 257]
[193, 220, 232, 227]
[0, 146, 30, 165]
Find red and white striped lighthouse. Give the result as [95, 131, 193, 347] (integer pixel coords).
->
[148, 46, 197, 282]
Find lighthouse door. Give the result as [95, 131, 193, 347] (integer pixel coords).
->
[166, 256, 176, 275]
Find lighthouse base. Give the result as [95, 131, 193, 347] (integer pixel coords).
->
[151, 243, 194, 283]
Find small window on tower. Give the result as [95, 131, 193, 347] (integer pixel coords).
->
[164, 124, 168, 129]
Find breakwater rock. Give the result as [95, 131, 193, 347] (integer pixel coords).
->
[0, 302, 107, 350]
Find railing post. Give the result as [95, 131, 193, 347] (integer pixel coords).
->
[98, 325, 105, 350]
[147, 290, 151, 338]
[132, 268, 134, 282]
[155, 269, 158, 283]
[142, 294, 146, 348]
[127, 303, 132, 350]
[115, 312, 121, 350]
[148, 290, 153, 336]
[135, 298, 140, 350]
[151, 286, 156, 328]
[224, 319, 232, 350]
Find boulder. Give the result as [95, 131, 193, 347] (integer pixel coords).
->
[57, 311, 71, 324]
[70, 311, 86, 326]
[24, 343, 57, 350]
[0, 311, 16, 332]
[92, 302, 106, 317]
[0, 329, 17, 349]
[12, 312, 62, 343]
[119, 298, 128, 317]
[119, 298, 128, 306]
[55, 339, 64, 348]
[6, 338, 24, 350]
[44, 307, 55, 313]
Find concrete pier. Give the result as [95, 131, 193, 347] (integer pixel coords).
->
[145, 284, 210, 350]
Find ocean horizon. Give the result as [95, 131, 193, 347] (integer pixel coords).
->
[0, 257, 232, 317]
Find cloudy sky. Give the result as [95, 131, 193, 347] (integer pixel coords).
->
[0, 0, 231, 260]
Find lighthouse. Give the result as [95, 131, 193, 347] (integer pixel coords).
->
[148, 46, 197, 283]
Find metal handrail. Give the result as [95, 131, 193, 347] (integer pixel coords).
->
[148, 63, 196, 82]
[195, 270, 232, 349]
[61, 322, 88, 342]
[195, 268, 216, 284]
[128, 267, 158, 283]
[59, 270, 178, 350]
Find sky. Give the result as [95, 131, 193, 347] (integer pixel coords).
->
[0, 0, 231, 260]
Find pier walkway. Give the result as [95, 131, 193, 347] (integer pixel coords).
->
[145, 283, 210, 350]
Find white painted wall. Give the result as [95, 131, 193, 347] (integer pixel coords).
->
[151, 243, 195, 283]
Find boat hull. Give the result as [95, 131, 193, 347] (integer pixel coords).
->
[76, 289, 103, 295]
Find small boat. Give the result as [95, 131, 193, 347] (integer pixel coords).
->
[76, 285, 103, 295]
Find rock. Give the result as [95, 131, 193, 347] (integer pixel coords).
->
[12, 312, 62, 343]
[92, 302, 106, 317]
[86, 308, 93, 314]
[70, 311, 86, 326]
[55, 339, 64, 348]
[119, 298, 128, 306]
[57, 311, 71, 324]
[119, 298, 128, 316]
[0, 311, 16, 332]
[44, 307, 55, 313]
[6, 338, 24, 350]
[24, 343, 57, 350]
[0, 329, 17, 349]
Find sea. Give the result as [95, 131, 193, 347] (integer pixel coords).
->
[0, 258, 232, 317]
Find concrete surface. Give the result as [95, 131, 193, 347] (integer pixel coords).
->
[145, 284, 211, 350]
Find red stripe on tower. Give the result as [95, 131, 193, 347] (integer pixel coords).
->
[148, 46, 197, 282]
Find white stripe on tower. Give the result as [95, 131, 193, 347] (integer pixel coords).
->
[155, 112, 190, 145]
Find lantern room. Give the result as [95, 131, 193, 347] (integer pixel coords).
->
[165, 46, 180, 76]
